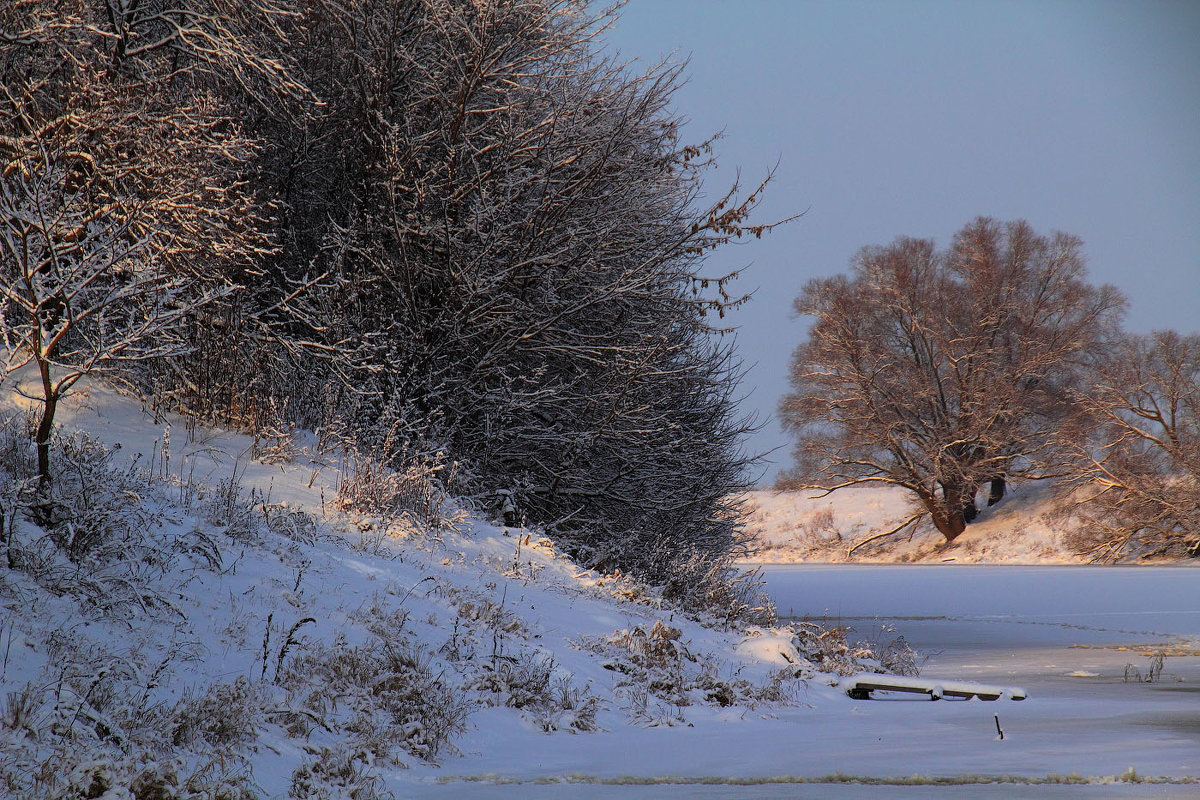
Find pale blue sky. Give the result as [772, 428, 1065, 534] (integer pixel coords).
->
[605, 0, 1200, 484]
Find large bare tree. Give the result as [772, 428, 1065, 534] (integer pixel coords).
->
[1063, 331, 1200, 561]
[779, 218, 1124, 542]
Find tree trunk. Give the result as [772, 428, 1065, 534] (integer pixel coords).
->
[924, 492, 967, 542]
[962, 495, 979, 523]
[930, 508, 967, 541]
[35, 382, 57, 489]
[987, 476, 1006, 506]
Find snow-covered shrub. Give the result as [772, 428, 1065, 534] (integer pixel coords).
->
[2, 700, 254, 800]
[546, 674, 600, 733]
[171, 676, 267, 750]
[789, 621, 920, 677]
[0, 425, 149, 566]
[189, 463, 315, 548]
[260, 503, 320, 546]
[278, 632, 467, 765]
[250, 400, 300, 465]
[200, 475, 261, 544]
[0, 413, 35, 520]
[290, 743, 394, 800]
[334, 445, 461, 535]
[129, 0, 779, 592]
[44, 432, 149, 563]
[39, 632, 147, 743]
[691, 662, 801, 709]
[22, 750, 255, 800]
[431, 588, 531, 672]
[1, 683, 40, 739]
[469, 652, 599, 733]
[876, 634, 922, 677]
[0, 626, 247, 799]
[0, 412, 36, 481]
[790, 622, 873, 676]
[47, 756, 184, 800]
[0, 428, 200, 620]
[480, 654, 554, 710]
[581, 621, 798, 720]
[600, 622, 691, 673]
[453, 596, 525, 638]
[661, 555, 777, 628]
[748, 667, 805, 705]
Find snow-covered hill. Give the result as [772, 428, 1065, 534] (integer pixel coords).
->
[0, 378, 844, 797]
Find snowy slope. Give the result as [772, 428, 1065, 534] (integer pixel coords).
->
[0, 377, 825, 797]
[1, 377, 1196, 797]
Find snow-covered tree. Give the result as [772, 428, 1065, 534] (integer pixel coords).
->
[203, 0, 785, 580]
[1064, 331, 1200, 560]
[0, 1, 295, 484]
[779, 218, 1125, 542]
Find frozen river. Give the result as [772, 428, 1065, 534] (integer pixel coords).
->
[766, 564, 1200, 791]
[766, 564, 1200, 677]
[766, 564, 1200, 637]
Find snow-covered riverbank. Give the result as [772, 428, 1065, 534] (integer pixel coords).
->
[741, 487, 1094, 565]
[2, 379, 1196, 797]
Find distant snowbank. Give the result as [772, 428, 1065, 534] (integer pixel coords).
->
[739, 484, 1085, 564]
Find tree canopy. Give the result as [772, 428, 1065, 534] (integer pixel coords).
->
[779, 217, 1126, 541]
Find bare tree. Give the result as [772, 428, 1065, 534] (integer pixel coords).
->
[1063, 331, 1200, 561]
[0, 1, 293, 485]
[779, 218, 1125, 542]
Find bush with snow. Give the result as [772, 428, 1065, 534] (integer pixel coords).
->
[578, 621, 807, 722]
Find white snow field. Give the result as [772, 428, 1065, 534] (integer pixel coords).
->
[1, 376, 1196, 798]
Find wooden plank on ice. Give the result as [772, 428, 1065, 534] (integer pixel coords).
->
[843, 673, 1027, 701]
